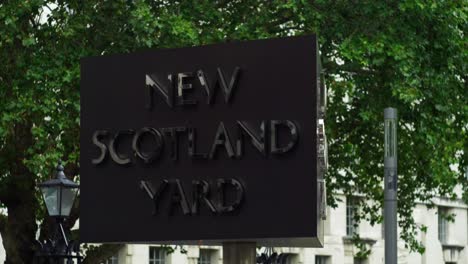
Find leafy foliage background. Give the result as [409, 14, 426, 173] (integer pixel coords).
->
[0, 0, 466, 263]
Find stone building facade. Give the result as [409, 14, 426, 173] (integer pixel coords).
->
[0, 193, 464, 263]
[99, 194, 468, 264]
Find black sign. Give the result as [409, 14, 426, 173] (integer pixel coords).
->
[80, 35, 325, 247]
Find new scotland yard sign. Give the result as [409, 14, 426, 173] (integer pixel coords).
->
[80, 35, 326, 247]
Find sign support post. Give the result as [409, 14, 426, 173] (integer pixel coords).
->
[223, 242, 256, 264]
[384, 107, 397, 264]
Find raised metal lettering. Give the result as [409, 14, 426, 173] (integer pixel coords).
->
[132, 127, 164, 164]
[91, 130, 109, 165]
[140, 180, 169, 215]
[145, 74, 174, 109]
[270, 120, 299, 154]
[216, 178, 244, 213]
[191, 180, 217, 214]
[109, 130, 134, 165]
[209, 122, 235, 159]
[188, 127, 208, 159]
[236, 121, 266, 158]
[196, 67, 241, 104]
[163, 127, 187, 161]
[217, 67, 241, 103]
[177, 72, 197, 106]
[169, 180, 191, 215]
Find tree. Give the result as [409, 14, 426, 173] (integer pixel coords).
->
[0, 0, 466, 262]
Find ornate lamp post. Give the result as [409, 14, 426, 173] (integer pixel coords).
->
[35, 160, 82, 264]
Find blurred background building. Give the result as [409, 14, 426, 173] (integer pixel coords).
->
[96, 193, 468, 264]
[0, 193, 464, 263]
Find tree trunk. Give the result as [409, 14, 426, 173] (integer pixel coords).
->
[0, 139, 38, 264]
[2, 182, 38, 264]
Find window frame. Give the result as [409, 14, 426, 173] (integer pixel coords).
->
[438, 207, 448, 244]
[198, 249, 213, 264]
[149, 247, 167, 264]
[315, 255, 330, 264]
[102, 254, 118, 264]
[346, 197, 360, 236]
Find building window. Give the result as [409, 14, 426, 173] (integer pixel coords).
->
[198, 249, 212, 264]
[354, 257, 367, 264]
[346, 197, 359, 236]
[438, 207, 448, 244]
[149, 247, 166, 264]
[315, 255, 330, 264]
[101, 255, 118, 264]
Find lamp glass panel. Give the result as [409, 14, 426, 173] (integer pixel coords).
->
[41, 186, 59, 216]
[60, 187, 77, 217]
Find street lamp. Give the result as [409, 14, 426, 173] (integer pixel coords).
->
[38, 161, 79, 219]
[384, 108, 397, 264]
[34, 160, 82, 264]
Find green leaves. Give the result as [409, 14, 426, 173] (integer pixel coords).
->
[21, 36, 36, 47]
[0, 0, 465, 257]
[322, 0, 467, 254]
